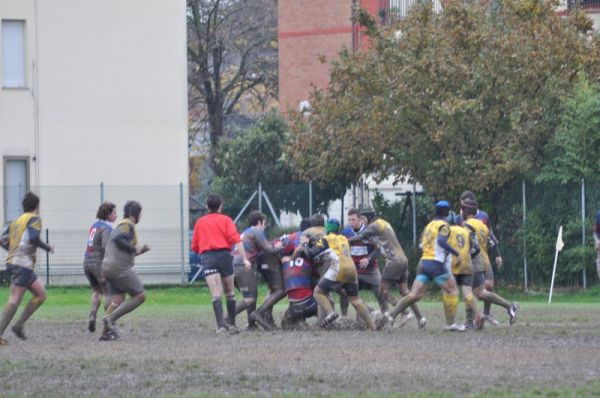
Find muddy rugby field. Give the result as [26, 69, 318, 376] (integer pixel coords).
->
[1, 297, 600, 397]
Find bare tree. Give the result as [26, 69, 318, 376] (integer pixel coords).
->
[187, 0, 277, 172]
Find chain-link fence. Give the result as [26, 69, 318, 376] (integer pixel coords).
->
[202, 179, 600, 290]
[1, 184, 190, 286]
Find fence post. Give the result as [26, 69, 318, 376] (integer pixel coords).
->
[309, 181, 313, 217]
[412, 182, 417, 246]
[582, 178, 587, 289]
[523, 179, 528, 290]
[100, 181, 104, 204]
[45, 228, 50, 287]
[258, 182, 262, 212]
[179, 183, 185, 286]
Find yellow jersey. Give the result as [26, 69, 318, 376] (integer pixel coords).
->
[464, 218, 491, 272]
[448, 225, 471, 275]
[324, 233, 357, 282]
[5, 212, 42, 270]
[421, 219, 451, 263]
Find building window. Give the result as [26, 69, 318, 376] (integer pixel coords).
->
[1, 20, 26, 88]
[3, 157, 29, 223]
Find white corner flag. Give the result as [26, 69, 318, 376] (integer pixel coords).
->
[549, 226, 564, 303]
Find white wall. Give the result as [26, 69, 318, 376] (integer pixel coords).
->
[0, 0, 189, 231]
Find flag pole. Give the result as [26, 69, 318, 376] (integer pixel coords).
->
[548, 226, 564, 304]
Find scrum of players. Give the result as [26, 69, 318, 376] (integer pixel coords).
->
[222, 190, 519, 333]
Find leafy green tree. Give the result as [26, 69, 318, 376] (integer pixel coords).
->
[213, 112, 346, 218]
[288, 0, 600, 201]
[538, 74, 600, 184]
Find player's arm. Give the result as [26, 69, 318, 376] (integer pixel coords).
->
[27, 217, 54, 253]
[468, 229, 480, 258]
[0, 226, 9, 250]
[437, 225, 459, 257]
[112, 224, 137, 254]
[347, 223, 378, 244]
[255, 231, 282, 254]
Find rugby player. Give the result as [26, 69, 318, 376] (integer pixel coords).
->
[0, 192, 54, 345]
[340, 209, 386, 316]
[446, 212, 484, 330]
[348, 209, 425, 328]
[231, 211, 282, 331]
[300, 221, 375, 330]
[99, 201, 150, 340]
[83, 201, 117, 332]
[191, 193, 250, 334]
[380, 201, 464, 331]
[461, 198, 519, 325]
[456, 190, 503, 325]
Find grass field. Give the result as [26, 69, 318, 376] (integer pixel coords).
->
[1, 285, 600, 397]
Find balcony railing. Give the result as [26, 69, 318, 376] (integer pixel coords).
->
[568, 0, 600, 9]
[379, 0, 444, 24]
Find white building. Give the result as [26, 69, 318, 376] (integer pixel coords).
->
[0, 0, 189, 284]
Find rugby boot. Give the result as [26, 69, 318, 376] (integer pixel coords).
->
[215, 326, 228, 335]
[483, 314, 500, 326]
[443, 323, 466, 332]
[11, 325, 26, 340]
[396, 312, 414, 328]
[417, 317, 427, 329]
[474, 312, 485, 330]
[319, 312, 339, 329]
[508, 302, 519, 325]
[249, 311, 273, 331]
[88, 316, 96, 333]
[225, 324, 240, 335]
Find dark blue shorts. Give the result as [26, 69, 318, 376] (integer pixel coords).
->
[317, 278, 359, 297]
[7, 264, 38, 288]
[201, 250, 234, 278]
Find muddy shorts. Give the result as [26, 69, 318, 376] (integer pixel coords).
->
[357, 267, 382, 290]
[415, 259, 451, 286]
[234, 265, 258, 298]
[381, 261, 408, 284]
[106, 272, 144, 296]
[317, 278, 359, 297]
[471, 271, 486, 289]
[285, 296, 318, 321]
[7, 264, 37, 288]
[84, 263, 105, 289]
[201, 250, 234, 278]
[454, 273, 473, 287]
[257, 253, 284, 291]
[484, 269, 494, 281]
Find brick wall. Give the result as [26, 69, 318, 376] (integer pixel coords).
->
[278, 0, 353, 113]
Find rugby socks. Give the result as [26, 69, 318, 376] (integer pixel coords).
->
[212, 298, 225, 328]
[259, 289, 285, 315]
[442, 293, 459, 325]
[410, 303, 424, 321]
[226, 295, 236, 327]
[235, 300, 250, 315]
[483, 300, 492, 316]
[354, 301, 375, 330]
[465, 294, 476, 324]
[0, 303, 18, 336]
[247, 301, 257, 327]
[372, 286, 389, 312]
[339, 294, 349, 316]
[109, 295, 145, 323]
[13, 296, 45, 329]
